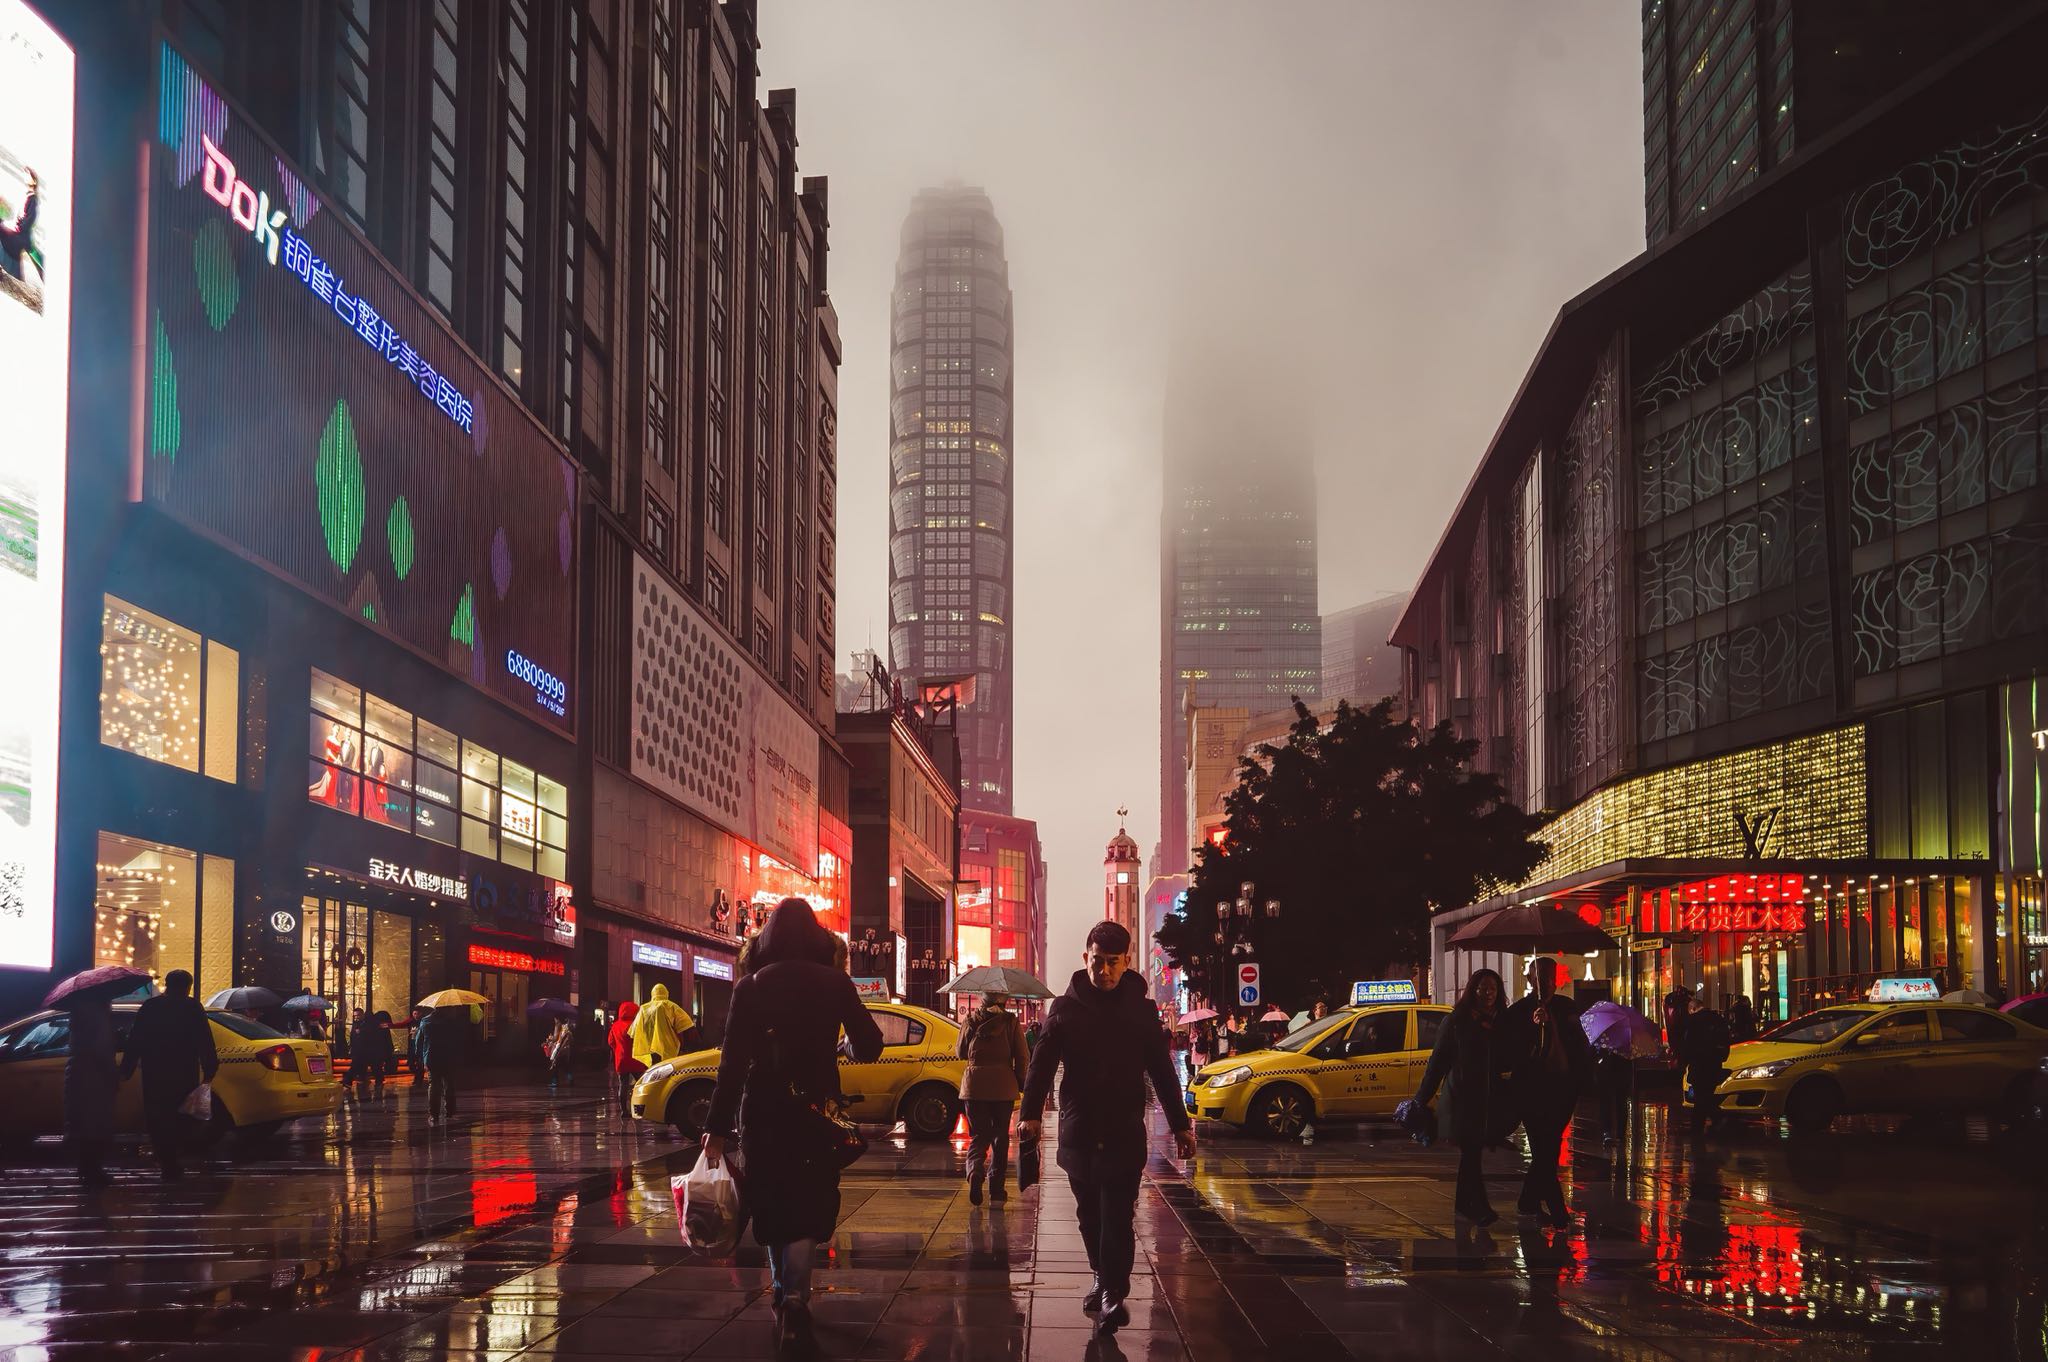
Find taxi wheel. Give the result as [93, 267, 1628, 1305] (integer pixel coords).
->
[901, 1084, 959, 1141]
[1785, 1078, 1841, 1134]
[671, 1082, 716, 1140]
[1250, 1085, 1313, 1139]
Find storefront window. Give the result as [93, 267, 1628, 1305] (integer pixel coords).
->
[100, 595, 238, 782]
[95, 831, 233, 993]
[307, 669, 569, 874]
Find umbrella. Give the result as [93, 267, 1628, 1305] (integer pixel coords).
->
[1259, 1008, 1290, 1023]
[526, 997, 578, 1021]
[1942, 989, 1995, 1007]
[1447, 904, 1620, 953]
[418, 988, 489, 1009]
[1290, 1010, 1312, 1029]
[938, 965, 1054, 999]
[43, 965, 150, 1010]
[1177, 1007, 1218, 1026]
[206, 986, 281, 1012]
[283, 993, 335, 1013]
[1579, 1001, 1662, 1058]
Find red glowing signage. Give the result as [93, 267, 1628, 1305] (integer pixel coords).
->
[1641, 875, 1806, 936]
[467, 943, 565, 975]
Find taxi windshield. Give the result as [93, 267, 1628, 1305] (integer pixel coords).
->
[1271, 1014, 1350, 1053]
[1760, 1008, 1868, 1045]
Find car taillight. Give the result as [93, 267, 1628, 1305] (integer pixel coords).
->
[257, 1044, 296, 1072]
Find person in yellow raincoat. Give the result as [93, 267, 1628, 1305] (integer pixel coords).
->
[631, 982, 697, 1068]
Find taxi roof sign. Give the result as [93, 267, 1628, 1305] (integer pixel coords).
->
[1351, 979, 1418, 1006]
[1868, 977, 1940, 1003]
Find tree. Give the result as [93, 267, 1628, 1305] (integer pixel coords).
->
[1156, 698, 1548, 1011]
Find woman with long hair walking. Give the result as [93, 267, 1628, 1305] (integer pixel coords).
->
[1412, 967, 1515, 1225]
[702, 898, 882, 1356]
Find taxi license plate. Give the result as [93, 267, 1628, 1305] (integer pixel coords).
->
[308, 1056, 327, 1074]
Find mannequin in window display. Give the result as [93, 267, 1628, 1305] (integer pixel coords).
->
[363, 746, 391, 824]
[309, 721, 357, 806]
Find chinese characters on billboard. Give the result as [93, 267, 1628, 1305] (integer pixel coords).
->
[147, 45, 576, 731]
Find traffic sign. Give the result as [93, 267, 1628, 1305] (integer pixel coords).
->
[1237, 963, 1260, 1006]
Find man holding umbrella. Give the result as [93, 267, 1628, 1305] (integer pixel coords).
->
[415, 989, 486, 1124]
[48, 965, 150, 1189]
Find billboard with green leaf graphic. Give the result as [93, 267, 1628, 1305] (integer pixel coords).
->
[144, 43, 577, 733]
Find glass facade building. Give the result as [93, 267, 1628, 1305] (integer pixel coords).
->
[1401, 18, 2048, 1013]
[1157, 456, 1319, 875]
[888, 187, 1015, 814]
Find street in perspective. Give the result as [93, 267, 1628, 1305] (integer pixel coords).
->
[2, 1, 2048, 1360]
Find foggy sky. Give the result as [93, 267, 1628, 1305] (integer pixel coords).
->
[757, 1, 1645, 970]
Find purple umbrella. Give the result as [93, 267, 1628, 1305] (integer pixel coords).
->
[43, 966, 150, 1010]
[1579, 1000, 1662, 1058]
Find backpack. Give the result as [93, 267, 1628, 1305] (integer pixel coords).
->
[966, 1010, 1014, 1067]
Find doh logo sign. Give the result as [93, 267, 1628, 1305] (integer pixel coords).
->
[196, 133, 476, 435]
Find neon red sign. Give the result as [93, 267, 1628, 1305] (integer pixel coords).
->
[467, 943, 565, 976]
[1642, 875, 1806, 935]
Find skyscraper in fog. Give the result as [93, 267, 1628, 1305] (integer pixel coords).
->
[1157, 397, 1319, 875]
[888, 187, 1015, 813]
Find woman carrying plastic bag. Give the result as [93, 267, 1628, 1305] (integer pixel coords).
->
[674, 1155, 742, 1255]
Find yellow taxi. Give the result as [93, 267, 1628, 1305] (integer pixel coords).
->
[1715, 1001, 2048, 1132]
[1188, 1002, 1451, 1138]
[633, 1001, 968, 1141]
[0, 1003, 342, 1151]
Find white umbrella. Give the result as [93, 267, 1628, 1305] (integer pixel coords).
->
[1942, 989, 1995, 1007]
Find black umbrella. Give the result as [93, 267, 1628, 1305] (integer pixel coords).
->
[1447, 903, 1619, 953]
[44, 966, 150, 1010]
[526, 997, 578, 1021]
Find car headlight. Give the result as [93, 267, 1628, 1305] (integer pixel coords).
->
[642, 1062, 676, 1084]
[1731, 1060, 1792, 1081]
[1210, 1065, 1254, 1089]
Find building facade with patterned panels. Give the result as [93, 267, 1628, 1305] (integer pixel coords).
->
[1397, 7, 2048, 1021]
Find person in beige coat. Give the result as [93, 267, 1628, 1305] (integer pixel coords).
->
[958, 992, 1028, 1204]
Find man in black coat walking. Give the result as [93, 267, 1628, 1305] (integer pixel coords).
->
[120, 970, 218, 1179]
[1506, 956, 1590, 1227]
[1018, 920, 1195, 1336]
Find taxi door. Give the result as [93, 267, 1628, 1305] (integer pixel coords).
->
[842, 1006, 927, 1119]
[1325, 1010, 1409, 1116]
[1928, 1007, 2025, 1109]
[1836, 1008, 1936, 1113]
[0, 1013, 70, 1138]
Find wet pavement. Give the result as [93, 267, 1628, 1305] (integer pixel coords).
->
[0, 1076, 2042, 1361]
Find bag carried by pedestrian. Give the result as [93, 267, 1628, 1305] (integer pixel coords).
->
[1016, 1125, 1041, 1191]
[763, 1024, 868, 1170]
[674, 1158, 742, 1254]
[178, 1082, 213, 1122]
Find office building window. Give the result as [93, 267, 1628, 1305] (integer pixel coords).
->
[100, 595, 238, 783]
[324, 0, 371, 223]
[647, 499, 672, 560]
[424, 0, 459, 314]
[499, 0, 531, 384]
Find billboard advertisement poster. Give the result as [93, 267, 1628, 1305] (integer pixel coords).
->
[146, 44, 577, 731]
[0, 1, 70, 971]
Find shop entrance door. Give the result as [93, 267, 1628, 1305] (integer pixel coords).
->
[468, 967, 530, 1057]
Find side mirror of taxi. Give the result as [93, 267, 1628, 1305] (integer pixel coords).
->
[1853, 1032, 1885, 1048]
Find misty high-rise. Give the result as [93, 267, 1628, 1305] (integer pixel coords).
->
[1157, 380, 1319, 875]
[888, 187, 1016, 813]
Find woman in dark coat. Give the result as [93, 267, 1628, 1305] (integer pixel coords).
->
[702, 898, 882, 1355]
[1412, 968, 1514, 1225]
[64, 995, 120, 1188]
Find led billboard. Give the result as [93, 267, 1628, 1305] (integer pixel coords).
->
[0, 0, 70, 971]
[146, 45, 576, 731]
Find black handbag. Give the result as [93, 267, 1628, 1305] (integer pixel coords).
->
[1016, 1126, 1042, 1191]
[763, 1025, 868, 1170]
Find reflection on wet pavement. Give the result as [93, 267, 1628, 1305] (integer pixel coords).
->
[0, 1080, 2040, 1359]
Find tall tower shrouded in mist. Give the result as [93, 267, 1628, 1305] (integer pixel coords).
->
[888, 187, 1015, 813]
[1157, 354, 1319, 876]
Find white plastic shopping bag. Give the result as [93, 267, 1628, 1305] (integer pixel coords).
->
[178, 1082, 213, 1121]
[674, 1157, 741, 1255]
